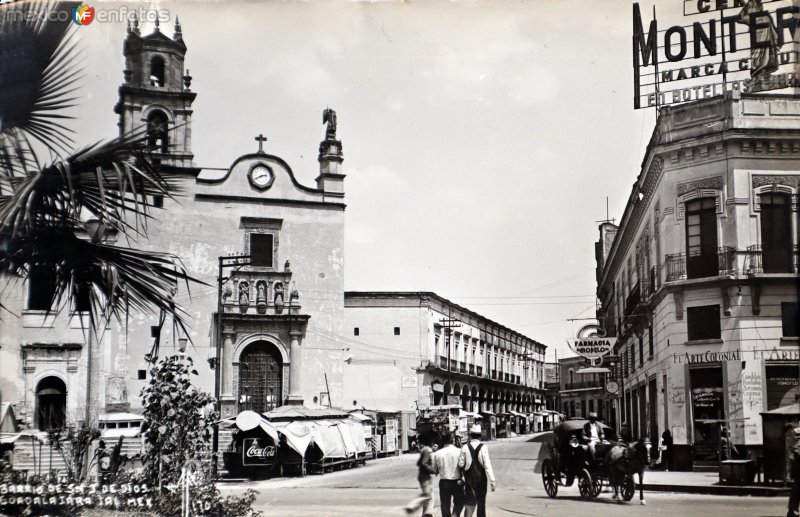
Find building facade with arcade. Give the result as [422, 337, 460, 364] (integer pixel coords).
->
[343, 292, 547, 420]
[595, 92, 800, 471]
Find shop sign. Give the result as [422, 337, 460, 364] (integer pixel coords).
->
[242, 437, 277, 468]
[674, 346, 800, 364]
[633, 0, 800, 109]
[568, 324, 616, 366]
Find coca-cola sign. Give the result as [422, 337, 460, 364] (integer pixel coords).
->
[242, 437, 278, 467]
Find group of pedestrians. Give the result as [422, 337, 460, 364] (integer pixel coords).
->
[406, 424, 496, 517]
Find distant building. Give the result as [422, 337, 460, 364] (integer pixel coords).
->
[595, 92, 800, 471]
[558, 356, 612, 424]
[343, 292, 547, 418]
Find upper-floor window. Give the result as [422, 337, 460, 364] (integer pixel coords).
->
[782, 302, 799, 337]
[760, 193, 793, 273]
[27, 265, 56, 311]
[149, 55, 166, 87]
[685, 198, 718, 279]
[687, 304, 721, 341]
[250, 233, 274, 267]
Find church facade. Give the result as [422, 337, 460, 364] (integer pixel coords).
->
[0, 19, 349, 429]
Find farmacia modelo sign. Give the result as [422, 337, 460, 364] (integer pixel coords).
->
[633, 0, 800, 109]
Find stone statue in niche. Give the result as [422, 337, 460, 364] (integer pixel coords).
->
[256, 281, 267, 314]
[274, 282, 284, 314]
[238, 281, 249, 311]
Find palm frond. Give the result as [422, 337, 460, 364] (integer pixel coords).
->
[0, 1, 81, 156]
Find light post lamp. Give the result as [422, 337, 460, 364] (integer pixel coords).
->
[211, 254, 251, 478]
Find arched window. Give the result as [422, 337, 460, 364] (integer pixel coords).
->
[36, 376, 66, 431]
[760, 193, 793, 273]
[238, 341, 282, 413]
[146, 110, 169, 153]
[149, 55, 166, 87]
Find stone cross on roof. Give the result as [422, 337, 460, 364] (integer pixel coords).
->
[255, 134, 268, 153]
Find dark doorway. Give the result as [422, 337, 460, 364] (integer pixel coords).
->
[690, 367, 724, 466]
[36, 377, 66, 431]
[238, 341, 283, 413]
[685, 198, 718, 278]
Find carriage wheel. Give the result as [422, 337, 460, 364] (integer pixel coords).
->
[541, 459, 558, 498]
[591, 477, 602, 498]
[577, 469, 593, 500]
[621, 474, 635, 502]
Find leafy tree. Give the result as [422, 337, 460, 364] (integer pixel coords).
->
[140, 355, 215, 490]
[141, 355, 262, 517]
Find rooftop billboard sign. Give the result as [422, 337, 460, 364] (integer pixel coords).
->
[633, 0, 800, 109]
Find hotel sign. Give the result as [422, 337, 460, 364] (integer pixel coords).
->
[633, 0, 800, 109]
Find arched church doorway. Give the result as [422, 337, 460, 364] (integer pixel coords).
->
[238, 341, 283, 413]
[36, 376, 66, 431]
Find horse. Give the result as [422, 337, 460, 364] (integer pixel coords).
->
[605, 438, 651, 505]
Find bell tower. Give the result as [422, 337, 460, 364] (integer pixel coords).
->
[114, 16, 196, 171]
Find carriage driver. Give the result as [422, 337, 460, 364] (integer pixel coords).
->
[582, 412, 605, 458]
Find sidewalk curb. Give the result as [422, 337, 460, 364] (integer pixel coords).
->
[642, 483, 790, 497]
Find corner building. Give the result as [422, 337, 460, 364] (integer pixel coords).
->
[595, 92, 800, 471]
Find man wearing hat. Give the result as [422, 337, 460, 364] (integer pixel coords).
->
[458, 424, 496, 517]
[582, 412, 604, 458]
[788, 425, 800, 517]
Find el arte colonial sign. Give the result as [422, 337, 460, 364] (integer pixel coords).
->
[673, 346, 800, 364]
[633, 0, 800, 109]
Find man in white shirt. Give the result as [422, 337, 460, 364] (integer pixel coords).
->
[458, 424, 496, 517]
[434, 431, 464, 517]
[582, 412, 604, 458]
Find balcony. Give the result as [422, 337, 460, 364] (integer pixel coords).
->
[491, 371, 498, 380]
[459, 362, 467, 374]
[665, 247, 737, 282]
[469, 364, 475, 375]
[222, 267, 300, 316]
[476, 366, 483, 377]
[562, 380, 604, 391]
[439, 356, 448, 369]
[746, 244, 798, 274]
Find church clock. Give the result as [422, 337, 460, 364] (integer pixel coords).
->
[248, 164, 274, 190]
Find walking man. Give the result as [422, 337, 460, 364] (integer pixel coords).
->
[459, 424, 496, 517]
[405, 432, 436, 517]
[434, 431, 464, 517]
[788, 426, 800, 517]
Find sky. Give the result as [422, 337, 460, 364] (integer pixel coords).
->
[66, 0, 695, 361]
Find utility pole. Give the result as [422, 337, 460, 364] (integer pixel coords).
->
[212, 254, 250, 478]
[438, 309, 460, 405]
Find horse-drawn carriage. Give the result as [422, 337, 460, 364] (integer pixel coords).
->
[540, 418, 648, 503]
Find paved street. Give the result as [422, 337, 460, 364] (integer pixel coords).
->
[219, 435, 788, 517]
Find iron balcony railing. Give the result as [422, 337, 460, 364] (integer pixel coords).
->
[562, 380, 605, 390]
[477, 366, 483, 377]
[459, 362, 467, 374]
[746, 244, 799, 274]
[469, 364, 475, 375]
[665, 246, 737, 282]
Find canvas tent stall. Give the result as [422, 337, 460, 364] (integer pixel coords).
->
[225, 407, 370, 478]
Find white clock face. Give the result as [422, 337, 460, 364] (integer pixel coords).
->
[606, 381, 619, 394]
[250, 165, 273, 188]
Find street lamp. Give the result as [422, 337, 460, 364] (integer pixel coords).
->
[178, 336, 188, 355]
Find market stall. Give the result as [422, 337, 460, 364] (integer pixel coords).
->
[224, 407, 370, 478]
